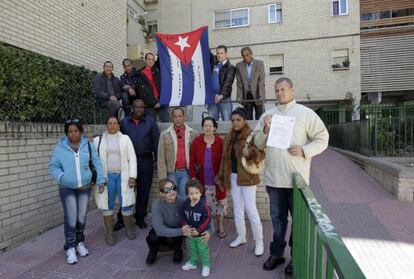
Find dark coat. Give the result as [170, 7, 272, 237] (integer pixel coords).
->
[92, 73, 122, 101]
[120, 68, 139, 91]
[210, 54, 236, 100]
[136, 66, 161, 108]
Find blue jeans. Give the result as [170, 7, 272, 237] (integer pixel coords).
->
[168, 169, 190, 200]
[207, 99, 232, 121]
[107, 173, 132, 214]
[59, 186, 92, 250]
[267, 186, 293, 257]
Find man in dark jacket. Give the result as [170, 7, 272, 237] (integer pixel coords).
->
[92, 61, 122, 118]
[137, 53, 169, 122]
[114, 99, 160, 230]
[207, 45, 236, 121]
[120, 58, 139, 116]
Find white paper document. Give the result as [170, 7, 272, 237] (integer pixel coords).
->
[266, 115, 296, 149]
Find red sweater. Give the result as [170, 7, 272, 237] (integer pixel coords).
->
[189, 134, 226, 200]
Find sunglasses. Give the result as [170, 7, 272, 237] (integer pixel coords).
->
[65, 119, 80, 124]
[163, 185, 178, 193]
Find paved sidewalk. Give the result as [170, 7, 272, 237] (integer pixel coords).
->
[0, 210, 290, 279]
[1, 149, 413, 278]
[310, 149, 414, 279]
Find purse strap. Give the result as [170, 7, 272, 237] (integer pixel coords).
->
[87, 140, 92, 162]
[243, 131, 254, 156]
[97, 135, 102, 156]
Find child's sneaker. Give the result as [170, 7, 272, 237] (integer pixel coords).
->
[181, 262, 197, 271]
[201, 266, 210, 277]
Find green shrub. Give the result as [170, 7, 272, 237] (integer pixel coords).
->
[0, 42, 107, 123]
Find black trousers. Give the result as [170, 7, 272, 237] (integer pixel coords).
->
[243, 92, 263, 120]
[146, 228, 183, 252]
[117, 158, 154, 223]
[121, 91, 139, 116]
[146, 107, 169, 123]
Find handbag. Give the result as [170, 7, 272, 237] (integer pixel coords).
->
[87, 141, 97, 184]
[94, 183, 108, 210]
[241, 132, 265, 175]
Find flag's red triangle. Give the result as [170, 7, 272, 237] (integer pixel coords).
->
[155, 26, 207, 66]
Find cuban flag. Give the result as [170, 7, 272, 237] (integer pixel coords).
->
[155, 26, 214, 106]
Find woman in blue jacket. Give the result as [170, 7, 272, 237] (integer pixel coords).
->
[49, 119, 105, 265]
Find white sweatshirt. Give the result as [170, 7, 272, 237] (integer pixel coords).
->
[254, 100, 329, 188]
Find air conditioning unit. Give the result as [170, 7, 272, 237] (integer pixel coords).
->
[144, 0, 158, 4]
[133, 13, 139, 21]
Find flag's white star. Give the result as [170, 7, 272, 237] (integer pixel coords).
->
[174, 36, 190, 52]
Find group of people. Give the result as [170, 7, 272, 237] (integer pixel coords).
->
[92, 45, 266, 123]
[92, 54, 169, 122]
[50, 70, 329, 277]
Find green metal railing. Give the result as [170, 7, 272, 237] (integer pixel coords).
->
[317, 102, 414, 127]
[292, 173, 365, 279]
[328, 117, 414, 157]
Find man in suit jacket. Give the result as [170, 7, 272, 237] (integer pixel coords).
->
[236, 47, 266, 120]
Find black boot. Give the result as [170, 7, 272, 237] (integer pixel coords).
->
[113, 210, 124, 231]
[113, 221, 124, 231]
[173, 249, 183, 263]
[146, 250, 157, 265]
[263, 256, 285, 271]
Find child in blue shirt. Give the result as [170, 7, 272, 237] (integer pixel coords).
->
[180, 179, 211, 277]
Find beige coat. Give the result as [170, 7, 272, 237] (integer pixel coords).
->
[254, 100, 329, 188]
[236, 59, 265, 105]
[157, 124, 198, 180]
[93, 132, 137, 209]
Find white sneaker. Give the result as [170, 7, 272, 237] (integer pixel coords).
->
[75, 242, 89, 257]
[201, 266, 210, 277]
[181, 262, 197, 271]
[254, 241, 264, 257]
[229, 236, 246, 248]
[66, 247, 78, 264]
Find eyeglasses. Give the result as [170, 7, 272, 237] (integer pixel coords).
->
[163, 185, 178, 193]
[65, 119, 80, 124]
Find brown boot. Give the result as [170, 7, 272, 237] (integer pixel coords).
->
[103, 215, 115, 245]
[123, 215, 136, 240]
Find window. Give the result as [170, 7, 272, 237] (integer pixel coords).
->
[361, 12, 379, 21]
[269, 55, 284, 75]
[268, 4, 283, 23]
[214, 8, 249, 29]
[392, 7, 414, 18]
[147, 21, 158, 35]
[379, 11, 391, 19]
[332, 49, 349, 70]
[332, 0, 348, 16]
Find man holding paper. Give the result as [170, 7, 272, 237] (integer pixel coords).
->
[254, 77, 329, 275]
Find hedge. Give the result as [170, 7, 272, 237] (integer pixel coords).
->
[0, 42, 107, 123]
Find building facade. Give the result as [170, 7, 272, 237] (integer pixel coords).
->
[0, 0, 127, 75]
[360, 0, 414, 103]
[144, 0, 361, 109]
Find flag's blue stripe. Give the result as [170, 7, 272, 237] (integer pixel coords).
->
[200, 29, 214, 105]
[156, 38, 172, 106]
[180, 61, 194, 106]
